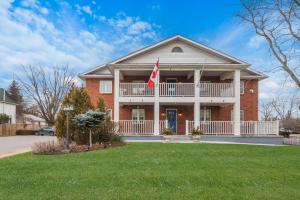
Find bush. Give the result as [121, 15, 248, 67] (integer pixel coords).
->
[162, 128, 173, 135]
[16, 130, 36, 135]
[192, 127, 204, 135]
[32, 141, 64, 155]
[0, 113, 10, 124]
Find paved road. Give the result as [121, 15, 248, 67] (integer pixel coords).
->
[0, 136, 56, 158]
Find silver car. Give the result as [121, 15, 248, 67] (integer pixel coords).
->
[36, 127, 55, 136]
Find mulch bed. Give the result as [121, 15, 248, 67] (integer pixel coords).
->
[70, 142, 126, 153]
[32, 142, 126, 155]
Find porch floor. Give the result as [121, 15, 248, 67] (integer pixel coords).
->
[122, 135, 284, 145]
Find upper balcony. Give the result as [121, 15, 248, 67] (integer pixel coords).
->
[119, 82, 234, 97]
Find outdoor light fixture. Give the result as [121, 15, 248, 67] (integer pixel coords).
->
[178, 113, 183, 117]
[161, 113, 165, 116]
[63, 105, 74, 151]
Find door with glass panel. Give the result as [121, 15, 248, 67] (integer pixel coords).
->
[132, 109, 145, 134]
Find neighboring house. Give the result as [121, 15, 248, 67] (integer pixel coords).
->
[23, 114, 47, 126]
[0, 88, 16, 124]
[79, 35, 279, 135]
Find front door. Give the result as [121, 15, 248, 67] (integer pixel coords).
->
[166, 79, 177, 96]
[166, 109, 177, 134]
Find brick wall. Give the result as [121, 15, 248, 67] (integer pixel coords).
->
[85, 78, 259, 124]
[85, 78, 115, 119]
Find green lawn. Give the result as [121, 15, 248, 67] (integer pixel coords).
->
[0, 143, 299, 200]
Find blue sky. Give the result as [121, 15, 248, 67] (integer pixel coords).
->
[0, 0, 298, 101]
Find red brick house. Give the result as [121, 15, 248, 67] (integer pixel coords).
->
[79, 35, 279, 135]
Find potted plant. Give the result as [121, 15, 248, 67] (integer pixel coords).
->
[162, 128, 174, 139]
[190, 127, 204, 140]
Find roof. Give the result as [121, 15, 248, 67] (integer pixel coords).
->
[0, 88, 17, 104]
[79, 35, 266, 80]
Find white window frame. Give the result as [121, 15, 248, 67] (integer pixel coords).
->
[200, 108, 211, 121]
[106, 109, 112, 119]
[99, 80, 112, 94]
[132, 109, 145, 121]
[240, 81, 244, 95]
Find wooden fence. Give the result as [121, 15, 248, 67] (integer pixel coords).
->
[0, 123, 42, 136]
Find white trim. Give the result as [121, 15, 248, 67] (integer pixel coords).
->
[240, 81, 244, 95]
[166, 108, 178, 134]
[99, 80, 112, 94]
[110, 35, 248, 65]
[132, 109, 145, 121]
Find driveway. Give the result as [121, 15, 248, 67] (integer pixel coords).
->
[0, 136, 56, 158]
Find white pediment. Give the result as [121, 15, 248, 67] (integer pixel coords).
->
[116, 38, 241, 64]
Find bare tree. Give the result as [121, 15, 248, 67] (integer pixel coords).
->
[238, 0, 300, 87]
[19, 66, 75, 125]
[271, 94, 298, 119]
[260, 100, 275, 120]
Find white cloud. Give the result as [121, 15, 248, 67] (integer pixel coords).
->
[0, 0, 160, 88]
[75, 4, 93, 16]
[247, 35, 265, 48]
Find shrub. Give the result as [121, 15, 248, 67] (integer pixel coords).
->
[192, 127, 204, 135]
[96, 119, 118, 143]
[0, 113, 10, 124]
[162, 128, 173, 135]
[32, 141, 64, 155]
[55, 86, 93, 144]
[16, 130, 36, 135]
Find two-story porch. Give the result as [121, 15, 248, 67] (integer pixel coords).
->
[113, 68, 278, 136]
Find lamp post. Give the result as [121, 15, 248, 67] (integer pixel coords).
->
[63, 105, 73, 150]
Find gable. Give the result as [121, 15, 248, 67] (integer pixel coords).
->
[87, 66, 112, 75]
[118, 39, 236, 64]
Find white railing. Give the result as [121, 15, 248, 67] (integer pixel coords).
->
[186, 120, 279, 135]
[241, 121, 279, 135]
[117, 120, 154, 135]
[159, 83, 194, 97]
[199, 83, 234, 97]
[159, 120, 168, 133]
[120, 83, 154, 97]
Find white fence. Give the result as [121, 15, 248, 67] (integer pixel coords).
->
[186, 120, 279, 135]
[199, 83, 234, 97]
[117, 120, 154, 135]
[159, 83, 195, 97]
[120, 83, 154, 97]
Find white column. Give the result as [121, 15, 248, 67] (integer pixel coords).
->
[194, 69, 200, 128]
[233, 70, 240, 135]
[154, 70, 160, 135]
[114, 69, 120, 122]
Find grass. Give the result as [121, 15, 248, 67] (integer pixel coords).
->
[0, 143, 300, 200]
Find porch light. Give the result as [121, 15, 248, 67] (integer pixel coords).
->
[161, 113, 165, 117]
[178, 113, 183, 117]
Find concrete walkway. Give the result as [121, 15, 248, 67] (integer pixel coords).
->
[0, 136, 56, 158]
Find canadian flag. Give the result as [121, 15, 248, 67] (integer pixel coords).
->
[147, 58, 160, 88]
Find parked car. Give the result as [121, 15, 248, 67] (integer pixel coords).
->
[35, 127, 55, 136]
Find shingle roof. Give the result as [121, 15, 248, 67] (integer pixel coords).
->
[0, 88, 17, 104]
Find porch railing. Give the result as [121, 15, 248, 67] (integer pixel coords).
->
[119, 83, 154, 97]
[199, 83, 234, 97]
[159, 83, 194, 97]
[117, 120, 154, 135]
[186, 120, 279, 135]
[159, 120, 168, 133]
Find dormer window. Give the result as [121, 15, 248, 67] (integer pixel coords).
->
[171, 46, 183, 53]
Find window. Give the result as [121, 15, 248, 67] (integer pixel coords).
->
[231, 110, 244, 121]
[171, 46, 183, 53]
[200, 108, 211, 121]
[100, 80, 112, 94]
[106, 109, 112, 119]
[132, 109, 145, 121]
[240, 81, 244, 94]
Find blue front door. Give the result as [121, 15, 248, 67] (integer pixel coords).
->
[166, 109, 177, 134]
